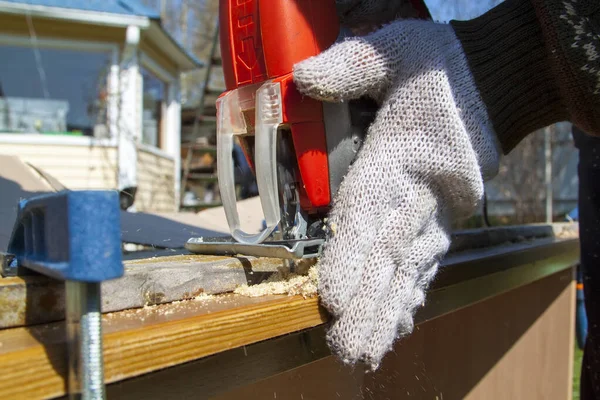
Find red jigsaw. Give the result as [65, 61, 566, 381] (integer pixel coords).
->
[186, 0, 431, 259]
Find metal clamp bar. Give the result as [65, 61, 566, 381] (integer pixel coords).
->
[185, 237, 325, 260]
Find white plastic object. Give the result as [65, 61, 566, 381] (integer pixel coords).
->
[216, 80, 283, 244]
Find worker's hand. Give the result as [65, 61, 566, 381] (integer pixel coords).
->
[293, 20, 502, 370]
[336, 0, 423, 32]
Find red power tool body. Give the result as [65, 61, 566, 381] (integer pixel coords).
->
[186, 0, 431, 259]
[220, 0, 342, 213]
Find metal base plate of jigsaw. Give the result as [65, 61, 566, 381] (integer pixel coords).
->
[185, 237, 324, 260]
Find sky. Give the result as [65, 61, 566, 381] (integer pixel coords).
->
[424, 0, 503, 22]
[137, 0, 507, 51]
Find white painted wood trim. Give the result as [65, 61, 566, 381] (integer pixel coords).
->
[0, 1, 150, 28]
[140, 52, 176, 83]
[165, 80, 182, 209]
[140, 50, 182, 209]
[108, 50, 120, 142]
[117, 25, 141, 192]
[137, 142, 174, 160]
[0, 33, 119, 53]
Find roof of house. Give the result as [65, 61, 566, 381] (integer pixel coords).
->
[0, 0, 203, 69]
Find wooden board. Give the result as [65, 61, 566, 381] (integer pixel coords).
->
[214, 268, 576, 400]
[0, 231, 579, 330]
[1, 151, 578, 252]
[0, 235, 579, 399]
[0, 294, 328, 399]
[0, 155, 56, 251]
[0, 254, 286, 329]
[0, 154, 229, 250]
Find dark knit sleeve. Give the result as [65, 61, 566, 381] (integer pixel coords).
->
[450, 0, 569, 154]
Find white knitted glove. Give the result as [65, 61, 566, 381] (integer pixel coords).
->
[293, 20, 502, 370]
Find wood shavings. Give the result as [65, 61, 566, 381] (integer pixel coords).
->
[194, 292, 215, 302]
[233, 264, 319, 298]
[329, 222, 337, 235]
[554, 225, 579, 239]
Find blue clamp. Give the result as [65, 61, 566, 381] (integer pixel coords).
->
[5, 190, 124, 282]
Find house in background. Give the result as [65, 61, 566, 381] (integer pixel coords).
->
[483, 122, 580, 222]
[0, 0, 202, 212]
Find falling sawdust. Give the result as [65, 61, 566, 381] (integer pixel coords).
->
[233, 262, 319, 298]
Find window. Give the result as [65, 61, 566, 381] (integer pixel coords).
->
[141, 66, 166, 147]
[0, 44, 113, 137]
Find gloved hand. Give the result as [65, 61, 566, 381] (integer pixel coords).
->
[293, 19, 502, 370]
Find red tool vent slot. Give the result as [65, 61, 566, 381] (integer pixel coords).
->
[220, 0, 268, 90]
[220, 0, 339, 91]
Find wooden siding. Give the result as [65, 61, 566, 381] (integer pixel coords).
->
[0, 142, 118, 189]
[0, 143, 175, 213]
[135, 147, 176, 213]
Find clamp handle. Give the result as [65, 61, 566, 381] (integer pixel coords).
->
[217, 81, 283, 244]
[6, 190, 124, 282]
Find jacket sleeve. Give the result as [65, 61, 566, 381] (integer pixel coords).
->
[450, 0, 600, 154]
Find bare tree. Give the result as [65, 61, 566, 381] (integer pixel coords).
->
[140, 0, 179, 36]
[187, 0, 224, 101]
[430, 0, 579, 225]
[493, 130, 548, 224]
[138, 0, 223, 105]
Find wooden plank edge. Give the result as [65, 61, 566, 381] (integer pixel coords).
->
[0, 254, 287, 330]
[0, 294, 328, 399]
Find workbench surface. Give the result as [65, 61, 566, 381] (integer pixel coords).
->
[0, 224, 580, 399]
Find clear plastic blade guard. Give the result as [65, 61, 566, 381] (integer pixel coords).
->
[217, 81, 283, 244]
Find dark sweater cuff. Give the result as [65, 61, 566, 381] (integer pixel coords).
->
[450, 0, 568, 154]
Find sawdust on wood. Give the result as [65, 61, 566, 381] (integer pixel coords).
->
[233, 262, 319, 298]
[193, 292, 215, 302]
[105, 292, 224, 322]
[554, 225, 579, 239]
